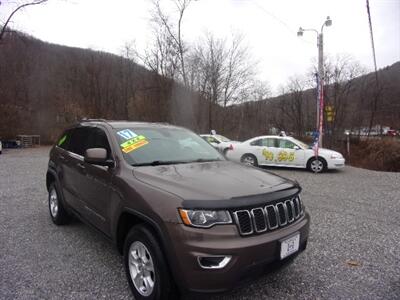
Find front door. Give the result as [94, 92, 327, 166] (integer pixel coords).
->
[275, 139, 305, 166]
[78, 126, 113, 235]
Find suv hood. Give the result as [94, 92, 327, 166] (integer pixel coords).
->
[133, 161, 297, 203]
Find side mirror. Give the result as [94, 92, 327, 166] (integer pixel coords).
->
[84, 148, 114, 167]
[293, 145, 301, 150]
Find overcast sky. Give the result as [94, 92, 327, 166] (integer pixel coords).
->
[1, 0, 399, 94]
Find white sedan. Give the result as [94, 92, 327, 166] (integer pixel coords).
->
[225, 135, 345, 173]
[200, 134, 240, 155]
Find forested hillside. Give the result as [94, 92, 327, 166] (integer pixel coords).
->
[0, 31, 399, 144]
[0, 32, 208, 142]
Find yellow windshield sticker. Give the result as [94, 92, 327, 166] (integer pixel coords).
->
[120, 135, 146, 148]
[122, 139, 149, 153]
[120, 135, 149, 153]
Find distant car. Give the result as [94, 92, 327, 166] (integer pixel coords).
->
[200, 134, 240, 154]
[225, 135, 345, 173]
[386, 129, 397, 137]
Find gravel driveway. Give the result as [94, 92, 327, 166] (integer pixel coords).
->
[0, 147, 399, 299]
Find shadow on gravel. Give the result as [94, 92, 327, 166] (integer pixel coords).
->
[259, 165, 344, 174]
[184, 255, 299, 300]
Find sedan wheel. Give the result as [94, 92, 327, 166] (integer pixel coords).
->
[241, 154, 258, 167]
[309, 158, 326, 173]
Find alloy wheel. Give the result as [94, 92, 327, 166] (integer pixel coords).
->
[311, 159, 323, 173]
[49, 188, 59, 218]
[128, 241, 156, 297]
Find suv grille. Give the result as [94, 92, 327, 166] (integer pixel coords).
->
[232, 196, 304, 236]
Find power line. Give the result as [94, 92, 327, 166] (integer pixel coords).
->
[232, 0, 313, 45]
[366, 0, 378, 83]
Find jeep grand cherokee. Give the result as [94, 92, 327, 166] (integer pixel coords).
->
[46, 119, 310, 299]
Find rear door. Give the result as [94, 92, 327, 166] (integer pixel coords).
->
[60, 127, 91, 213]
[249, 138, 278, 165]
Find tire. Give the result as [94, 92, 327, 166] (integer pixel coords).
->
[48, 182, 71, 225]
[307, 157, 327, 173]
[241, 154, 258, 167]
[124, 225, 177, 300]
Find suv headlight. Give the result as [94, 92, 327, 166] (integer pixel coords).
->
[178, 209, 232, 228]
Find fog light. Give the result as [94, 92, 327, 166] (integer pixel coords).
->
[197, 255, 231, 269]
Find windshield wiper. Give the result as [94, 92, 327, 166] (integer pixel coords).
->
[132, 158, 223, 167]
[132, 160, 189, 167]
[189, 158, 223, 163]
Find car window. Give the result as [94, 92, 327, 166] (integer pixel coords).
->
[68, 127, 91, 156]
[261, 138, 276, 147]
[279, 139, 297, 149]
[57, 129, 72, 150]
[86, 127, 112, 158]
[250, 139, 262, 146]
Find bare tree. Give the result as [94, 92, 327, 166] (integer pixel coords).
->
[323, 54, 366, 144]
[150, 0, 191, 86]
[187, 33, 258, 131]
[0, 0, 48, 41]
[275, 76, 308, 136]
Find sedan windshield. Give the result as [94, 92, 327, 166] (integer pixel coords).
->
[114, 127, 224, 166]
[290, 138, 311, 149]
[215, 134, 231, 142]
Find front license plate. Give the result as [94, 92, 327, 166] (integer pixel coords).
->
[280, 233, 300, 260]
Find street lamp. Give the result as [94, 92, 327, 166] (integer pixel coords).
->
[297, 16, 332, 148]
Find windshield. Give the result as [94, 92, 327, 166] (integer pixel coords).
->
[214, 134, 231, 142]
[290, 138, 311, 149]
[114, 127, 224, 166]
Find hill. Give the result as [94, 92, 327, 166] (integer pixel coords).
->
[0, 31, 399, 144]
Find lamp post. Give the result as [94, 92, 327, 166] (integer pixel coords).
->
[297, 16, 332, 148]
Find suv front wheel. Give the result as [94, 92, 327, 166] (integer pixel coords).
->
[123, 225, 177, 300]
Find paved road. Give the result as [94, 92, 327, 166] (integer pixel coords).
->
[0, 147, 399, 299]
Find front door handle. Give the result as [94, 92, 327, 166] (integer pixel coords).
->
[77, 163, 86, 170]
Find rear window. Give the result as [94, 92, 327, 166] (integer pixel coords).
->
[57, 130, 72, 150]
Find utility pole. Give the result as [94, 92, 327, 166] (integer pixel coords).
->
[298, 16, 332, 148]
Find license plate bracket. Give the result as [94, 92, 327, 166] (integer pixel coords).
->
[280, 232, 300, 260]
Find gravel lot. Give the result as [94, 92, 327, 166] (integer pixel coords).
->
[1, 147, 399, 300]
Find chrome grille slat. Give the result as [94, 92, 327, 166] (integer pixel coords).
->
[285, 200, 295, 223]
[233, 196, 303, 236]
[233, 210, 253, 235]
[276, 202, 288, 226]
[265, 205, 279, 229]
[251, 208, 267, 233]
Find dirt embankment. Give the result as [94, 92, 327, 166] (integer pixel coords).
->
[343, 138, 400, 172]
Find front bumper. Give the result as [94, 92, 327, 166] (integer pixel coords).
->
[165, 212, 310, 293]
[328, 158, 345, 169]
